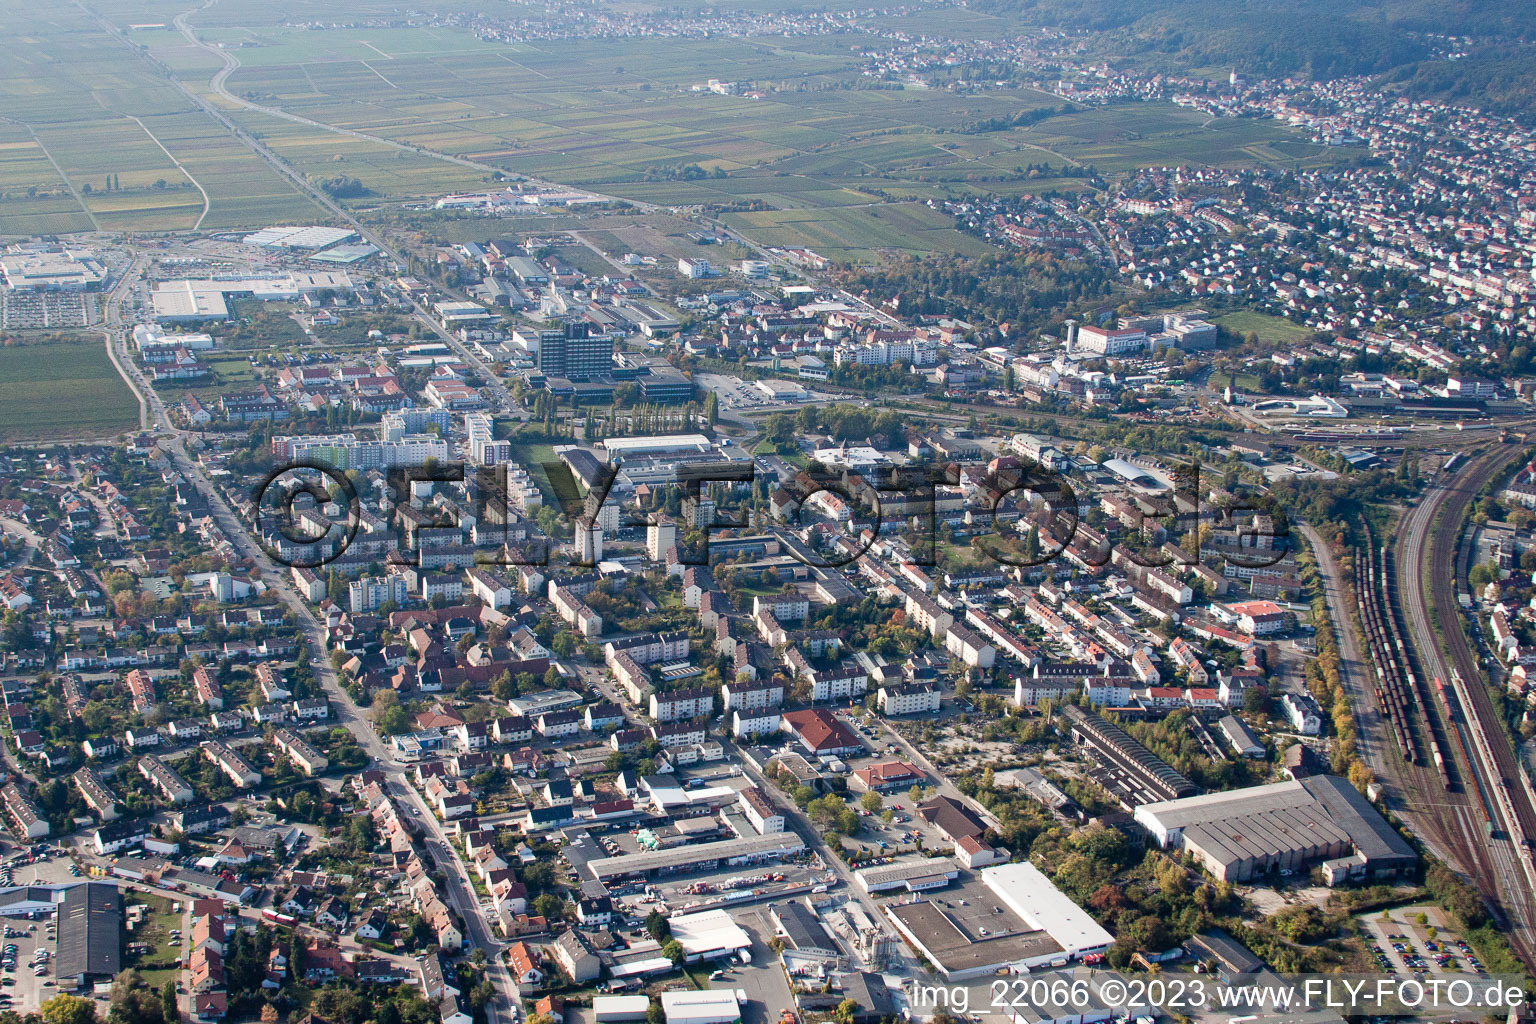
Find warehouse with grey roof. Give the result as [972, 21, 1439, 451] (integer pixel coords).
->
[1063, 704, 1198, 805]
[55, 882, 123, 989]
[1133, 776, 1416, 884]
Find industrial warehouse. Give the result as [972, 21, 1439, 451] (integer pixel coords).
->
[1063, 704, 1199, 805]
[1133, 776, 1418, 884]
[580, 832, 806, 883]
[884, 862, 1113, 980]
[0, 882, 122, 992]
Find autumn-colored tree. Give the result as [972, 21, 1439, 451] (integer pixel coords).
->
[41, 994, 98, 1024]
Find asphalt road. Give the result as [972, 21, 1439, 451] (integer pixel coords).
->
[146, 433, 521, 1019]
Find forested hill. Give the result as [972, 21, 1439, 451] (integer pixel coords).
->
[971, 0, 1536, 114]
[1376, 49, 1536, 121]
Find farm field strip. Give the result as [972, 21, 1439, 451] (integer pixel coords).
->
[0, 338, 139, 442]
[0, 8, 1347, 245]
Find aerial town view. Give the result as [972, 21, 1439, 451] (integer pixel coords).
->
[6, 1, 1536, 1024]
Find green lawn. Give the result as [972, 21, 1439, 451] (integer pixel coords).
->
[720, 572, 790, 598]
[0, 337, 138, 441]
[1215, 310, 1315, 346]
[750, 440, 808, 468]
[123, 891, 183, 992]
[505, 440, 563, 504]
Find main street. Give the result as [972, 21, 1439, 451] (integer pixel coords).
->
[80, 0, 1536, 990]
[163, 441, 521, 1020]
[82, 156, 533, 1018]
[97, 304, 524, 1022]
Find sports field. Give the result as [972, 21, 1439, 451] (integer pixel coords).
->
[0, 337, 139, 441]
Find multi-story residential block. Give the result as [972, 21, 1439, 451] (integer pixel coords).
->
[272, 729, 329, 776]
[203, 741, 261, 788]
[878, 682, 942, 716]
[721, 679, 784, 713]
[732, 709, 781, 739]
[737, 786, 784, 835]
[649, 687, 713, 723]
[65, 770, 118, 825]
[139, 755, 193, 804]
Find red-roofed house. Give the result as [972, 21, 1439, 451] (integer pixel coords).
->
[1183, 687, 1221, 708]
[1228, 600, 1289, 636]
[850, 761, 924, 793]
[507, 941, 543, 989]
[955, 834, 1000, 869]
[779, 709, 863, 757]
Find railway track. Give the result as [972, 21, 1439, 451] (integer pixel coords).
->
[1347, 515, 1489, 898]
[1355, 520, 1435, 775]
[1393, 443, 1536, 966]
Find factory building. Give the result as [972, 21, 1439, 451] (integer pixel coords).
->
[1134, 776, 1417, 884]
[883, 862, 1113, 980]
[1062, 705, 1197, 805]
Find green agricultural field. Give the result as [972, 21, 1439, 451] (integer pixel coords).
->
[0, 4, 320, 235]
[0, 337, 139, 441]
[723, 201, 996, 261]
[0, 2, 1350, 249]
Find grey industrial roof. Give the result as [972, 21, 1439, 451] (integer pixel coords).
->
[856, 859, 959, 886]
[1064, 705, 1197, 799]
[887, 899, 1060, 975]
[1217, 715, 1262, 749]
[585, 833, 804, 880]
[1185, 929, 1264, 974]
[1182, 811, 1352, 865]
[1138, 776, 1416, 867]
[56, 882, 121, 982]
[771, 900, 837, 954]
[1300, 775, 1417, 863]
[843, 972, 895, 1018]
[0, 886, 60, 910]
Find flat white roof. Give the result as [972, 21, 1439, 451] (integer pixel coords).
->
[0, 250, 105, 288]
[755, 378, 806, 394]
[242, 226, 357, 250]
[151, 280, 228, 320]
[668, 908, 752, 956]
[593, 994, 652, 1015]
[151, 272, 355, 320]
[982, 862, 1114, 956]
[660, 989, 741, 1017]
[601, 434, 713, 456]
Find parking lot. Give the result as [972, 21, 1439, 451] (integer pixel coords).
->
[695, 372, 772, 412]
[694, 371, 829, 413]
[0, 291, 96, 329]
[0, 912, 58, 1014]
[1357, 907, 1486, 977]
[841, 797, 934, 862]
[724, 911, 801, 1024]
[3, 845, 85, 888]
